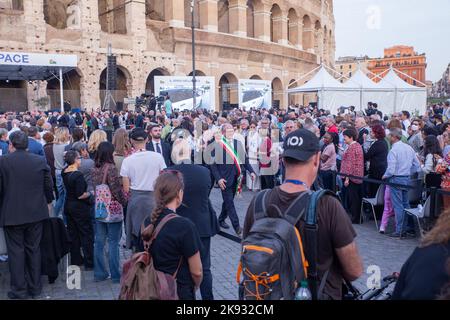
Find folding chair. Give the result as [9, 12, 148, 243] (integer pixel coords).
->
[403, 196, 431, 238]
[360, 184, 385, 231]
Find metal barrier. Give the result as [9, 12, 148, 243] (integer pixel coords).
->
[332, 171, 450, 219]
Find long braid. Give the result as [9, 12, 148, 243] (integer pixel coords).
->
[151, 199, 166, 225]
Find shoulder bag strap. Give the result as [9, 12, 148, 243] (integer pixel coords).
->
[305, 190, 335, 301]
[172, 258, 183, 279]
[141, 213, 179, 250]
[283, 191, 311, 226]
[102, 164, 109, 185]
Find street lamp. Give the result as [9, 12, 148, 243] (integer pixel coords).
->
[191, 0, 197, 110]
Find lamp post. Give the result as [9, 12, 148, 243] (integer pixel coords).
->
[191, 0, 197, 110]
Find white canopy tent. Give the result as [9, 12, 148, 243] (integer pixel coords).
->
[287, 65, 351, 115]
[288, 64, 427, 115]
[377, 68, 427, 115]
[0, 52, 78, 112]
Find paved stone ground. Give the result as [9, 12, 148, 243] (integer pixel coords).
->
[0, 188, 418, 300]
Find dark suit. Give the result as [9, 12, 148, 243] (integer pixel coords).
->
[209, 139, 255, 231]
[146, 139, 172, 167]
[169, 163, 219, 300]
[0, 150, 54, 297]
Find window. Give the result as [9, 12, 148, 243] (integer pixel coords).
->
[349, 72, 352, 77]
[340, 65, 343, 70]
[413, 80, 417, 86]
[349, 65, 352, 69]
[413, 70, 417, 75]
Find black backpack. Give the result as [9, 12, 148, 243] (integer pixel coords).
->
[237, 189, 334, 300]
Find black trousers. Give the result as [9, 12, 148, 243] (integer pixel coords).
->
[4, 221, 43, 297]
[66, 204, 94, 268]
[219, 186, 240, 231]
[261, 175, 275, 190]
[200, 237, 214, 300]
[345, 181, 362, 222]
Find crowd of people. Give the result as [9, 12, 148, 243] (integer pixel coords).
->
[0, 99, 449, 300]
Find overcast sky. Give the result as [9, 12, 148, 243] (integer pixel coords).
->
[333, 0, 450, 82]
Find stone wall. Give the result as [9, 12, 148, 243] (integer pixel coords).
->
[0, 0, 336, 111]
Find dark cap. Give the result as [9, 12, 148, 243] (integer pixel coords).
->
[282, 129, 320, 162]
[129, 127, 148, 142]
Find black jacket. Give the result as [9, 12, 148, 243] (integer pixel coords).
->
[0, 150, 54, 227]
[169, 164, 219, 238]
[146, 139, 172, 167]
[364, 139, 389, 179]
[40, 217, 71, 283]
[209, 139, 255, 188]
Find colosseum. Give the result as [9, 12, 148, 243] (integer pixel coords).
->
[0, 0, 335, 111]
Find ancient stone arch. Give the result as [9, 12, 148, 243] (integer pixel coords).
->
[270, 3, 282, 43]
[184, 0, 199, 28]
[43, 0, 72, 29]
[250, 75, 262, 80]
[271, 77, 283, 108]
[219, 72, 238, 109]
[302, 14, 313, 50]
[218, 0, 230, 34]
[98, 0, 127, 34]
[47, 68, 82, 109]
[146, 0, 165, 21]
[188, 70, 206, 76]
[287, 8, 299, 47]
[99, 65, 130, 108]
[146, 67, 170, 94]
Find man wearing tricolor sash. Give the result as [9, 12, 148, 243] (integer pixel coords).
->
[210, 123, 256, 236]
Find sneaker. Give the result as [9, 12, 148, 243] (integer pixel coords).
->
[235, 227, 243, 237]
[379, 230, 385, 235]
[219, 221, 230, 230]
[8, 292, 29, 300]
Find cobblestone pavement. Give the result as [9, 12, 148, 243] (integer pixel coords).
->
[0, 188, 418, 300]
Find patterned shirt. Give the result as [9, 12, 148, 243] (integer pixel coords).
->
[340, 142, 364, 184]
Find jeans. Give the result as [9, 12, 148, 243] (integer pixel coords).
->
[94, 221, 122, 282]
[319, 170, 335, 191]
[54, 170, 66, 220]
[389, 176, 413, 234]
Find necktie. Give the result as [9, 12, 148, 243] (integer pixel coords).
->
[156, 143, 162, 154]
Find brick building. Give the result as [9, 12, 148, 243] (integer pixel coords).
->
[367, 45, 426, 86]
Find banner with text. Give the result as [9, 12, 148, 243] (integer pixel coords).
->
[238, 79, 272, 110]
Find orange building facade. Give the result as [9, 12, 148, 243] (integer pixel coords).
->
[367, 45, 427, 86]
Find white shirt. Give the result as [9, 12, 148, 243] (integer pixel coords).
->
[384, 141, 421, 178]
[120, 151, 166, 191]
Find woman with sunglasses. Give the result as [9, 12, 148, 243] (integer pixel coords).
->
[139, 171, 203, 300]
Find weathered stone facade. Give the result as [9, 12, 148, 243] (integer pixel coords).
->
[0, 0, 335, 111]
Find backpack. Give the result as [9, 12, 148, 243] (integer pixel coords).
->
[237, 189, 334, 300]
[94, 166, 112, 220]
[119, 213, 182, 300]
[94, 165, 124, 222]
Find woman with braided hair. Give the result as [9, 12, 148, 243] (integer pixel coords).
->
[138, 171, 203, 300]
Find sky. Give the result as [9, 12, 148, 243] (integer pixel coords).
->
[333, 0, 450, 82]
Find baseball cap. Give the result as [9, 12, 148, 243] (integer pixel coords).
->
[129, 127, 148, 142]
[282, 129, 320, 162]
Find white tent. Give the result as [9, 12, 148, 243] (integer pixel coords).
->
[288, 65, 427, 115]
[378, 68, 427, 115]
[287, 66, 349, 114]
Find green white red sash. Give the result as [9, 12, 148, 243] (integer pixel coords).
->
[220, 137, 243, 195]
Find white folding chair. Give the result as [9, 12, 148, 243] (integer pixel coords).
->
[403, 196, 431, 238]
[360, 184, 385, 231]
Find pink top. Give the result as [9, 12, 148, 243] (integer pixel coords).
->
[320, 143, 337, 171]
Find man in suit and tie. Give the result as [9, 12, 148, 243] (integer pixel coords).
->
[0, 131, 54, 299]
[146, 124, 172, 167]
[168, 138, 219, 300]
[209, 123, 256, 236]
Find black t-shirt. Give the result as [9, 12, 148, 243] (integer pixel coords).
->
[62, 170, 90, 208]
[147, 208, 202, 287]
[392, 242, 450, 300]
[243, 187, 357, 300]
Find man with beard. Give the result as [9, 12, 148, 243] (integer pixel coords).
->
[146, 124, 172, 167]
